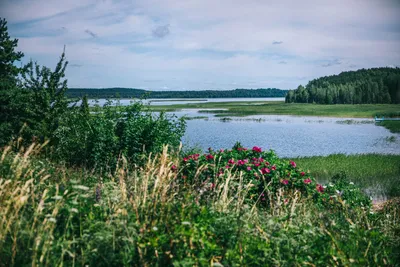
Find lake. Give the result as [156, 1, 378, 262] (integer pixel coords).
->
[165, 110, 400, 158]
[84, 97, 286, 106]
[81, 97, 399, 157]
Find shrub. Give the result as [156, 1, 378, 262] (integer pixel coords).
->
[53, 99, 186, 170]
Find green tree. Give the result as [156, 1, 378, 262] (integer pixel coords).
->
[19, 48, 69, 143]
[0, 18, 25, 145]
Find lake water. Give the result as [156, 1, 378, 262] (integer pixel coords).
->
[84, 97, 285, 106]
[165, 110, 400, 158]
[79, 97, 399, 157]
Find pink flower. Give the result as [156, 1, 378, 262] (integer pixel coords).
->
[290, 161, 296, 168]
[316, 184, 324, 193]
[171, 165, 177, 171]
[183, 157, 188, 162]
[252, 146, 262, 153]
[254, 163, 261, 167]
[265, 162, 270, 166]
[281, 179, 289, 185]
[225, 165, 230, 169]
[237, 160, 245, 166]
[261, 168, 270, 174]
[220, 149, 224, 153]
[271, 165, 276, 171]
[206, 154, 214, 160]
[303, 178, 312, 184]
[228, 159, 235, 165]
[300, 171, 306, 176]
[247, 166, 252, 171]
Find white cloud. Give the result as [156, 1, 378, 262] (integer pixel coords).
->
[2, 0, 400, 89]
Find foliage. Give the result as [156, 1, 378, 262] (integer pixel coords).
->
[66, 87, 288, 99]
[0, 144, 398, 266]
[0, 17, 25, 146]
[53, 99, 186, 170]
[178, 144, 373, 210]
[0, 17, 70, 146]
[286, 67, 400, 104]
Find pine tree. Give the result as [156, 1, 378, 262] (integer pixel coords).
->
[0, 18, 25, 145]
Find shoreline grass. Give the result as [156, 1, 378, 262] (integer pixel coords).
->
[377, 121, 400, 133]
[148, 101, 400, 118]
[291, 154, 400, 198]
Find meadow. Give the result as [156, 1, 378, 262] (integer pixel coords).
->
[1, 143, 399, 266]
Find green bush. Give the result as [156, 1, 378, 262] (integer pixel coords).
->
[53, 99, 186, 170]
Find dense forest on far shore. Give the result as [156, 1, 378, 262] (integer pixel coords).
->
[286, 67, 400, 104]
[67, 88, 288, 99]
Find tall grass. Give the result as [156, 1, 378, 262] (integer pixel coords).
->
[0, 144, 399, 266]
[292, 154, 400, 199]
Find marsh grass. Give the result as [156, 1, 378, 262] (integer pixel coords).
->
[150, 101, 400, 118]
[377, 121, 400, 133]
[292, 154, 400, 198]
[0, 145, 399, 266]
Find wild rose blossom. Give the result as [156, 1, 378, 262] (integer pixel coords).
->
[206, 154, 214, 160]
[303, 178, 312, 184]
[316, 184, 324, 193]
[237, 160, 245, 166]
[228, 159, 235, 165]
[261, 168, 270, 174]
[300, 171, 306, 176]
[281, 179, 289, 185]
[247, 166, 252, 171]
[171, 165, 177, 171]
[271, 165, 276, 171]
[252, 146, 262, 153]
[290, 161, 296, 168]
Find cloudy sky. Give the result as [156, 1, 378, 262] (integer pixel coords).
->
[1, 0, 400, 90]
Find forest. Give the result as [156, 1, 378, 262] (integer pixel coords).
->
[67, 87, 287, 99]
[285, 68, 400, 104]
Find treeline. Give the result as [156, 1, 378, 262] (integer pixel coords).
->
[286, 68, 400, 104]
[67, 88, 288, 99]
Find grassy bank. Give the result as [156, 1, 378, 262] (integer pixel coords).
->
[292, 154, 400, 198]
[149, 101, 400, 118]
[377, 121, 400, 133]
[1, 145, 399, 266]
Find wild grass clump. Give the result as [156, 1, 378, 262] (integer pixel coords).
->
[1, 143, 399, 266]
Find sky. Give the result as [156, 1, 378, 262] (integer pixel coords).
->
[1, 0, 400, 90]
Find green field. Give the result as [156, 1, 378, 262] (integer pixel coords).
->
[148, 101, 400, 118]
[291, 154, 400, 198]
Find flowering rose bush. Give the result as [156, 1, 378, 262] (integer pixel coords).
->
[178, 145, 371, 209]
[314, 172, 371, 209]
[178, 144, 318, 205]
